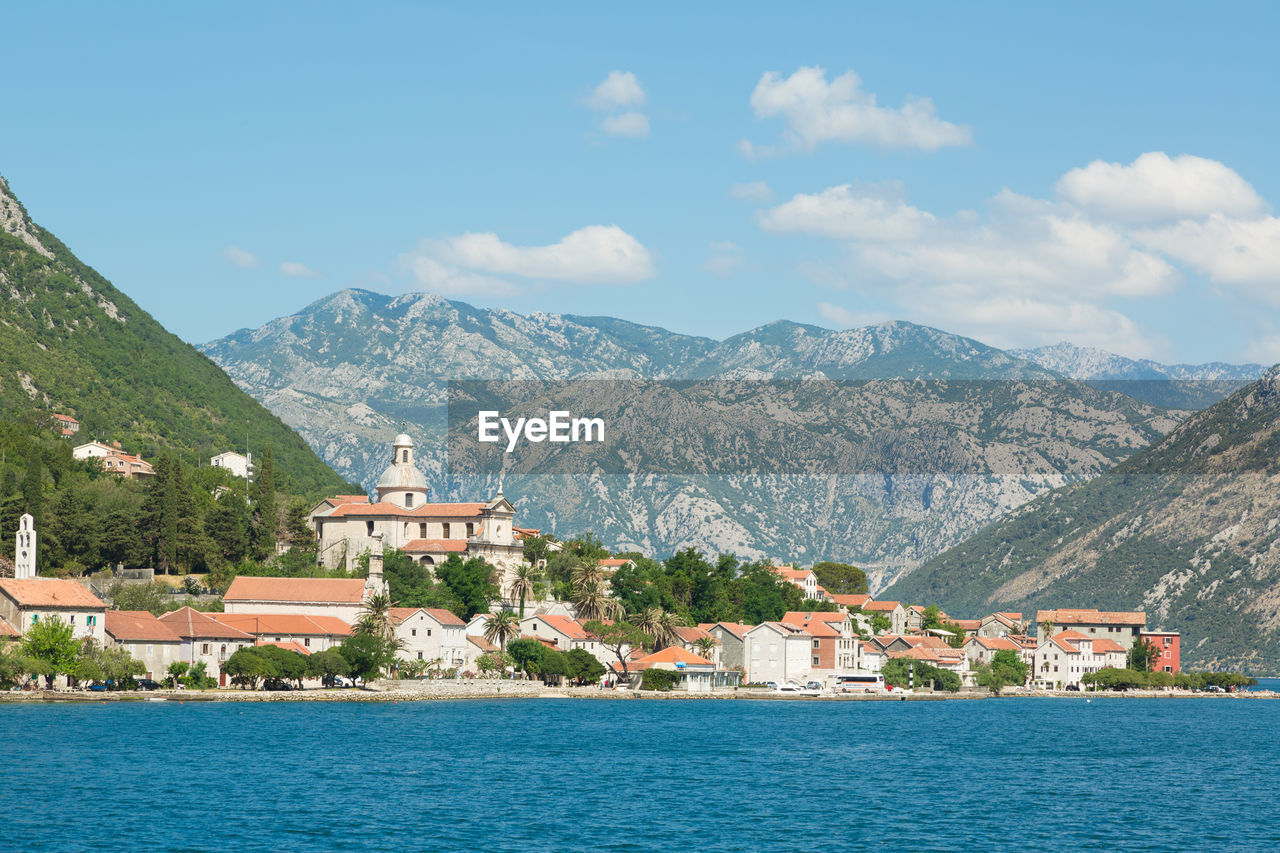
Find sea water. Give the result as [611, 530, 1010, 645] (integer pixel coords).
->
[2, 697, 1278, 852]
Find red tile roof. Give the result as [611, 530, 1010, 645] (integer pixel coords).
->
[699, 621, 752, 640]
[1036, 609, 1146, 627]
[782, 611, 848, 625]
[633, 646, 714, 667]
[673, 626, 713, 644]
[0, 578, 106, 609]
[1091, 638, 1126, 654]
[863, 600, 902, 612]
[209, 612, 352, 637]
[256, 639, 311, 656]
[830, 593, 872, 608]
[0, 616, 19, 637]
[525, 614, 591, 640]
[468, 635, 500, 652]
[402, 539, 469, 553]
[105, 610, 182, 643]
[158, 607, 254, 640]
[389, 607, 465, 627]
[968, 636, 1020, 651]
[952, 619, 982, 631]
[326, 501, 486, 519]
[224, 577, 366, 604]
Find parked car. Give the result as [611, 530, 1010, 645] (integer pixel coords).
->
[805, 681, 823, 691]
[764, 681, 779, 690]
[134, 679, 161, 691]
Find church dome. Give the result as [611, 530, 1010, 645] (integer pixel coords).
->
[393, 433, 414, 448]
[376, 460, 428, 491]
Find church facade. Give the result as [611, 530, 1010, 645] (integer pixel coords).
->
[310, 433, 526, 600]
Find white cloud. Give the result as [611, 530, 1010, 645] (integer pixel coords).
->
[585, 71, 646, 110]
[600, 111, 650, 138]
[222, 245, 260, 269]
[702, 241, 744, 278]
[1135, 213, 1280, 298]
[760, 182, 935, 241]
[1241, 334, 1280, 365]
[729, 181, 774, 203]
[1058, 152, 1266, 224]
[279, 261, 318, 278]
[816, 302, 889, 328]
[744, 66, 971, 154]
[398, 251, 518, 298]
[433, 225, 655, 284]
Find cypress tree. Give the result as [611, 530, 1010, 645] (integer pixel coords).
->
[252, 446, 277, 561]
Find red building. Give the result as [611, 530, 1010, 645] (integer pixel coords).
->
[1141, 630, 1180, 673]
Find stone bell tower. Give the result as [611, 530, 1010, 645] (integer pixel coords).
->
[14, 513, 36, 579]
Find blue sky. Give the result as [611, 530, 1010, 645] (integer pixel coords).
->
[3, 2, 1279, 363]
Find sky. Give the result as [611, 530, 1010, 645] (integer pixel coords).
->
[3, 2, 1280, 364]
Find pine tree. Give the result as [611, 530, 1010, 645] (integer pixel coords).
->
[251, 446, 277, 561]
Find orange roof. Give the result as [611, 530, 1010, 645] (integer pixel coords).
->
[0, 578, 105, 609]
[0, 616, 19, 637]
[673, 626, 712, 644]
[105, 610, 182, 643]
[468, 635, 500, 652]
[526, 614, 591, 640]
[699, 621, 752, 640]
[863, 600, 902, 612]
[1037, 609, 1146, 627]
[599, 558, 631, 568]
[224, 577, 366, 604]
[158, 607, 254, 640]
[1091, 638, 1126, 653]
[968, 636, 1020, 651]
[255, 639, 311, 656]
[389, 607, 465, 627]
[889, 647, 942, 662]
[800, 621, 841, 638]
[782, 611, 847, 624]
[209, 612, 352, 637]
[830, 593, 871, 608]
[633, 646, 714, 666]
[952, 619, 982, 631]
[326, 501, 486, 519]
[402, 539, 469, 553]
[333, 495, 370, 503]
[772, 567, 812, 581]
[52, 413, 79, 424]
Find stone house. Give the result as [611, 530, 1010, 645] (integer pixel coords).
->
[743, 621, 812, 684]
[391, 607, 468, 671]
[104, 610, 182, 680]
[157, 606, 254, 686]
[0, 578, 106, 643]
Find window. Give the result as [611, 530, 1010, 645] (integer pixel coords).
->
[405, 493, 414, 508]
[147, 644, 153, 655]
[202, 643, 210, 655]
[813, 639, 820, 649]
[427, 629, 432, 637]
[417, 651, 423, 660]
[70, 615, 76, 625]
[411, 629, 417, 637]
[1164, 665, 1172, 673]
[443, 523, 451, 538]
[304, 638, 311, 647]
[813, 657, 820, 665]
[466, 522, 475, 537]
[88, 615, 96, 626]
[1164, 637, 1172, 647]
[366, 521, 374, 536]
[402, 450, 409, 463]
[420, 523, 428, 538]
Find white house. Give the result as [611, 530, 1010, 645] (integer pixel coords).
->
[1033, 630, 1127, 690]
[222, 574, 381, 624]
[104, 610, 183, 680]
[208, 612, 351, 654]
[72, 440, 116, 460]
[862, 600, 908, 635]
[1036, 609, 1146, 650]
[520, 614, 619, 667]
[157, 606, 254, 687]
[210, 451, 253, 479]
[391, 607, 468, 671]
[0, 578, 106, 643]
[743, 621, 812, 684]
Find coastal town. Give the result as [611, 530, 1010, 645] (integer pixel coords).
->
[1, 431, 1254, 700]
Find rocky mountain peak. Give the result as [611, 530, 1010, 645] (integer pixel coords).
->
[0, 176, 54, 259]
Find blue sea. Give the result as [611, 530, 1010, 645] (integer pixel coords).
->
[3, 696, 1279, 852]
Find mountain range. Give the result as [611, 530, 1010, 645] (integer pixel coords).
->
[886, 367, 1280, 670]
[201, 288, 1216, 588]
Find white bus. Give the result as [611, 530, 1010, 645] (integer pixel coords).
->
[836, 673, 886, 691]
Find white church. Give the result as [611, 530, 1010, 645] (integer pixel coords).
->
[309, 432, 527, 600]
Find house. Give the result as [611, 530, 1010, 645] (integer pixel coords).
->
[391, 607, 467, 670]
[887, 645, 971, 684]
[862, 600, 908, 635]
[208, 612, 352, 654]
[615, 646, 739, 692]
[223, 576, 377, 624]
[210, 451, 253, 479]
[100, 451, 154, 480]
[310, 433, 526, 597]
[72, 440, 117, 459]
[769, 566, 825, 601]
[1036, 609, 1146, 650]
[520, 614, 618, 667]
[1032, 630, 1127, 690]
[1140, 630, 1180, 673]
[963, 635, 1026, 679]
[0, 578, 106, 643]
[697, 621, 752, 671]
[781, 611, 858, 675]
[906, 605, 929, 633]
[157, 607, 254, 686]
[464, 634, 502, 672]
[104, 610, 183, 680]
[830, 593, 871, 610]
[743, 622, 812, 684]
[950, 619, 982, 639]
[673, 625, 718, 666]
[51, 413, 80, 437]
[465, 613, 491, 637]
[978, 612, 1025, 638]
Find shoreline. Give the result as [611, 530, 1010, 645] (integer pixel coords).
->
[4, 682, 1277, 704]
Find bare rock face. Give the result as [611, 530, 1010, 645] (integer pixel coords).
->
[0, 176, 54, 259]
[201, 289, 1187, 588]
[889, 364, 1280, 671]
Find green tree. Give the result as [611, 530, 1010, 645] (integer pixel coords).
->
[167, 661, 189, 688]
[251, 446, 277, 561]
[583, 619, 647, 679]
[810, 561, 868, 596]
[22, 617, 80, 687]
[476, 651, 510, 676]
[564, 648, 606, 685]
[483, 610, 521, 651]
[640, 668, 681, 691]
[509, 563, 540, 617]
[435, 554, 499, 619]
[0, 641, 35, 688]
[307, 648, 352, 687]
[1128, 637, 1160, 672]
[206, 491, 249, 564]
[573, 579, 621, 623]
[107, 581, 173, 616]
[975, 649, 1029, 693]
[354, 592, 398, 644]
[539, 648, 569, 684]
[505, 638, 546, 679]
[222, 647, 274, 690]
[339, 632, 398, 682]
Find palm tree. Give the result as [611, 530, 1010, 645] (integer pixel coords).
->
[356, 592, 397, 643]
[510, 564, 540, 618]
[654, 610, 685, 651]
[571, 560, 606, 592]
[1038, 619, 1055, 641]
[694, 635, 718, 662]
[484, 610, 521, 652]
[572, 580, 620, 622]
[634, 607, 662, 646]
